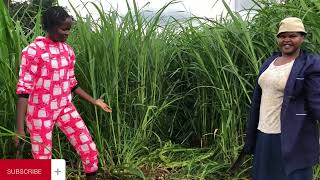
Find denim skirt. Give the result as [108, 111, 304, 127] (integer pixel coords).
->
[252, 130, 313, 180]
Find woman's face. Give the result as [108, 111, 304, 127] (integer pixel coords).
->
[277, 32, 304, 56]
[48, 17, 73, 42]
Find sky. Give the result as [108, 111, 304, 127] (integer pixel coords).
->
[58, 0, 255, 20]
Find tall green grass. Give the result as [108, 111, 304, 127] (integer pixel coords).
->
[0, 0, 319, 179]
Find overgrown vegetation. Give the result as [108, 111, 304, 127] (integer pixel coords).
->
[0, 0, 319, 179]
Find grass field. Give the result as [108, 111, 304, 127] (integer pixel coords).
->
[0, 0, 319, 179]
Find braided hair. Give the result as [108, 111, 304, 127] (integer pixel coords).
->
[42, 6, 73, 32]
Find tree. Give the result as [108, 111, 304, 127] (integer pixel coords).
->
[6, 0, 57, 35]
[31, 0, 57, 10]
[3, 0, 11, 8]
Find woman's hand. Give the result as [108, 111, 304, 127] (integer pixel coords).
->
[95, 99, 112, 113]
[14, 128, 26, 159]
[72, 87, 112, 112]
[14, 129, 25, 147]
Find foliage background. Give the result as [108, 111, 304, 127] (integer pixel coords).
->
[0, 0, 319, 179]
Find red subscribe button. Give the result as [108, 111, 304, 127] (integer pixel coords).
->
[0, 159, 65, 180]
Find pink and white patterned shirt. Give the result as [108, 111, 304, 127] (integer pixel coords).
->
[16, 36, 78, 109]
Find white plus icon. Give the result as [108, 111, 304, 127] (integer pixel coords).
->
[54, 168, 61, 175]
[52, 159, 66, 180]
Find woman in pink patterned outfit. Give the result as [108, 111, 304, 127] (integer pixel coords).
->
[14, 6, 111, 180]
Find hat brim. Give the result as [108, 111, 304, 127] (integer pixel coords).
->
[276, 31, 307, 37]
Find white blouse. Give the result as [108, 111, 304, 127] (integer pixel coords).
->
[257, 58, 294, 134]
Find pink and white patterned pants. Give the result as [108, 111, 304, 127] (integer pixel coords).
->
[26, 103, 99, 173]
